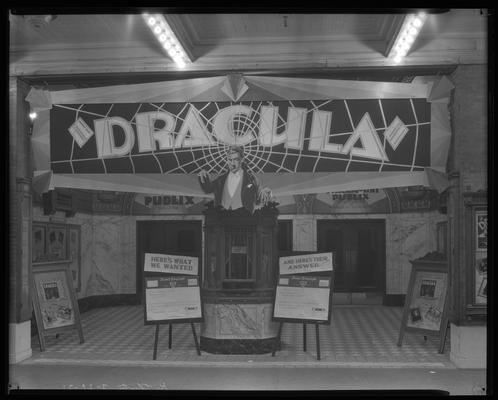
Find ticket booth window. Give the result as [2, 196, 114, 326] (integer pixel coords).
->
[225, 227, 254, 280]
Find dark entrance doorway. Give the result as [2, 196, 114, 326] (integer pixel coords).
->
[317, 220, 386, 295]
[136, 220, 202, 301]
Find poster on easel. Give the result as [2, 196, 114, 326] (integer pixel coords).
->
[397, 262, 449, 353]
[144, 275, 203, 324]
[31, 263, 84, 351]
[273, 252, 334, 324]
[142, 252, 203, 359]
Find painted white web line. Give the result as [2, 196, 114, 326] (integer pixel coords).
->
[127, 103, 146, 174]
[68, 104, 86, 174]
[247, 102, 268, 172]
[53, 149, 423, 171]
[311, 100, 325, 173]
[165, 141, 228, 174]
[302, 99, 334, 172]
[100, 104, 115, 174]
[409, 99, 420, 172]
[143, 102, 166, 173]
[378, 99, 388, 172]
[286, 100, 296, 172]
[343, 100, 355, 172]
[171, 102, 192, 174]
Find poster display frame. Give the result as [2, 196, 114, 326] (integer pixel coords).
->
[272, 274, 334, 325]
[472, 207, 487, 307]
[31, 263, 84, 351]
[143, 274, 203, 326]
[271, 251, 334, 360]
[397, 261, 449, 354]
[142, 252, 203, 359]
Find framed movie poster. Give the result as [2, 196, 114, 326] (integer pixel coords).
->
[68, 225, 81, 292]
[475, 210, 487, 250]
[47, 225, 67, 260]
[397, 261, 449, 353]
[32, 224, 46, 262]
[31, 263, 84, 351]
[474, 209, 487, 305]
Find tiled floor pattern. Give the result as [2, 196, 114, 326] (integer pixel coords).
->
[27, 305, 454, 367]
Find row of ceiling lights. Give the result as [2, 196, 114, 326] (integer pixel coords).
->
[391, 12, 427, 64]
[143, 12, 426, 69]
[142, 13, 190, 69]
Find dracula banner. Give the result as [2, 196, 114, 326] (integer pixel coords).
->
[28, 75, 453, 196]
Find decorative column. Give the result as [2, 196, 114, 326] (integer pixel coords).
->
[9, 77, 33, 363]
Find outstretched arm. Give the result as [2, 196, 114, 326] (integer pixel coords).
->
[249, 173, 273, 205]
[198, 170, 214, 193]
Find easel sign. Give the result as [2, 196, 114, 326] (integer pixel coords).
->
[144, 276, 203, 324]
[397, 262, 449, 353]
[31, 263, 85, 351]
[273, 275, 332, 324]
[272, 252, 334, 360]
[143, 252, 203, 359]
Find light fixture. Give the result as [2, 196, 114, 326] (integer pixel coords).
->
[29, 111, 38, 120]
[142, 13, 191, 69]
[389, 12, 427, 64]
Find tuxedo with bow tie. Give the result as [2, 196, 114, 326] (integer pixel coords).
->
[199, 168, 260, 213]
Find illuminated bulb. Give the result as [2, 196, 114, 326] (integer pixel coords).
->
[163, 41, 172, 50]
[412, 17, 423, 28]
[153, 25, 162, 35]
[167, 48, 177, 58]
[400, 42, 410, 51]
[405, 34, 415, 44]
[176, 60, 186, 69]
[408, 26, 418, 36]
[148, 17, 156, 26]
[29, 112, 37, 120]
[159, 34, 167, 42]
[396, 47, 408, 57]
[393, 55, 403, 64]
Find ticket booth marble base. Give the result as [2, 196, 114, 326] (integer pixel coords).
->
[200, 292, 279, 354]
[200, 205, 279, 354]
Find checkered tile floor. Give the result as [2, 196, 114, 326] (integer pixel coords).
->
[27, 305, 454, 367]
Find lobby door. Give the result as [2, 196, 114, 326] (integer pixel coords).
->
[136, 220, 202, 300]
[317, 220, 385, 294]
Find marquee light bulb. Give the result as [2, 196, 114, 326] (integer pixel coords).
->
[408, 26, 418, 36]
[29, 112, 38, 120]
[153, 25, 162, 35]
[159, 34, 167, 42]
[148, 17, 156, 26]
[412, 17, 423, 28]
[163, 41, 172, 50]
[393, 55, 402, 64]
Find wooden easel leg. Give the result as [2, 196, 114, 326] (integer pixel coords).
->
[303, 323, 307, 352]
[315, 324, 321, 361]
[272, 322, 283, 357]
[153, 324, 160, 360]
[77, 326, 85, 344]
[191, 323, 201, 356]
[439, 320, 450, 354]
[397, 325, 405, 347]
[38, 331, 46, 352]
[168, 324, 172, 349]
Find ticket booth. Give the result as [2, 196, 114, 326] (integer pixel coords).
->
[200, 204, 280, 354]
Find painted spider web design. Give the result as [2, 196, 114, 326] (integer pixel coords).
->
[51, 98, 430, 175]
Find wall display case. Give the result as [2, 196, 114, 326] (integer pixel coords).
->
[32, 222, 81, 292]
[462, 191, 487, 320]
